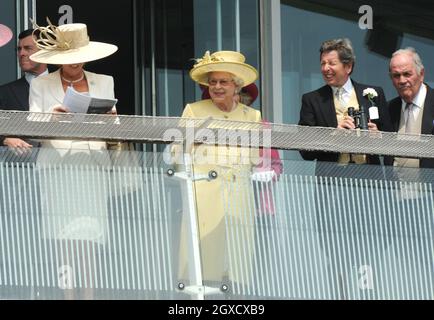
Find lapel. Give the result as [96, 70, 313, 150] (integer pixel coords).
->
[353, 81, 363, 103]
[421, 84, 434, 134]
[388, 97, 402, 132]
[48, 69, 67, 105]
[318, 85, 337, 127]
[352, 80, 370, 112]
[10, 77, 30, 109]
[84, 71, 98, 96]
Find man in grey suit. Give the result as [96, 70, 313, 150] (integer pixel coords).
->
[0, 28, 47, 150]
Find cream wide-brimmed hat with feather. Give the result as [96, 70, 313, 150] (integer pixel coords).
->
[29, 19, 118, 65]
[0, 24, 13, 47]
[190, 50, 258, 87]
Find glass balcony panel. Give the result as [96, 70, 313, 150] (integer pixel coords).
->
[221, 155, 434, 299]
[0, 147, 190, 299]
[1, 143, 433, 300]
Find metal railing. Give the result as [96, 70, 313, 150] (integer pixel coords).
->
[0, 111, 433, 300]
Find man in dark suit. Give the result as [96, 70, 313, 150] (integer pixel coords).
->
[299, 38, 392, 168]
[0, 29, 47, 299]
[298, 38, 394, 299]
[388, 47, 434, 168]
[0, 28, 47, 150]
[386, 47, 434, 299]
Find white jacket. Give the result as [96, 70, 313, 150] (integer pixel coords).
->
[29, 69, 115, 165]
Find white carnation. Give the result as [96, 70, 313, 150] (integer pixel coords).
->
[363, 88, 378, 99]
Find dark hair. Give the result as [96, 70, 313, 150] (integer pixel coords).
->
[18, 28, 39, 40]
[320, 38, 356, 73]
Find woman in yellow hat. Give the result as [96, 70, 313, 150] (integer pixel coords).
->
[176, 50, 262, 293]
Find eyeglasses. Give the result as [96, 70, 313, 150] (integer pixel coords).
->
[208, 79, 234, 86]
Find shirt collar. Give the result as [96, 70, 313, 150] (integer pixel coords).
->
[331, 77, 353, 95]
[25, 69, 48, 84]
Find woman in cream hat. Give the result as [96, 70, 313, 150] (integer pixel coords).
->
[28, 19, 118, 299]
[29, 19, 118, 113]
[0, 23, 13, 47]
[176, 50, 262, 292]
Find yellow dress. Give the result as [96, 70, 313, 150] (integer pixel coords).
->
[176, 99, 261, 287]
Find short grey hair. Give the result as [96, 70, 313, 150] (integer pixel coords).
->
[390, 47, 424, 75]
[232, 75, 244, 93]
[320, 38, 356, 73]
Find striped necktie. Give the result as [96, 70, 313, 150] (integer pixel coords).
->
[335, 87, 344, 102]
[405, 102, 417, 134]
[335, 87, 346, 112]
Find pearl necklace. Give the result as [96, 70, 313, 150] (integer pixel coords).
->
[61, 72, 85, 87]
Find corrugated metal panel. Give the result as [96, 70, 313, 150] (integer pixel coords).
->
[0, 155, 184, 299]
[224, 171, 434, 299]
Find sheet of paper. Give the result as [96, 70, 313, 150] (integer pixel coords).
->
[62, 87, 91, 113]
[62, 86, 118, 115]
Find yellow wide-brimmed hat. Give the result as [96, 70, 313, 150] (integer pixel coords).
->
[30, 19, 118, 65]
[190, 50, 258, 87]
[0, 23, 13, 47]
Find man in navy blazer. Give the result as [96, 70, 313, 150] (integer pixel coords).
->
[298, 38, 393, 169]
[0, 28, 47, 150]
[0, 29, 47, 300]
[388, 47, 434, 169]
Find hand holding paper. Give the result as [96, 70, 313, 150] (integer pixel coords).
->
[62, 87, 118, 114]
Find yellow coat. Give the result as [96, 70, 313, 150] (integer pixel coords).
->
[177, 99, 261, 286]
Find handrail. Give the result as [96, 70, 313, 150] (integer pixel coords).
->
[1, 110, 434, 158]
